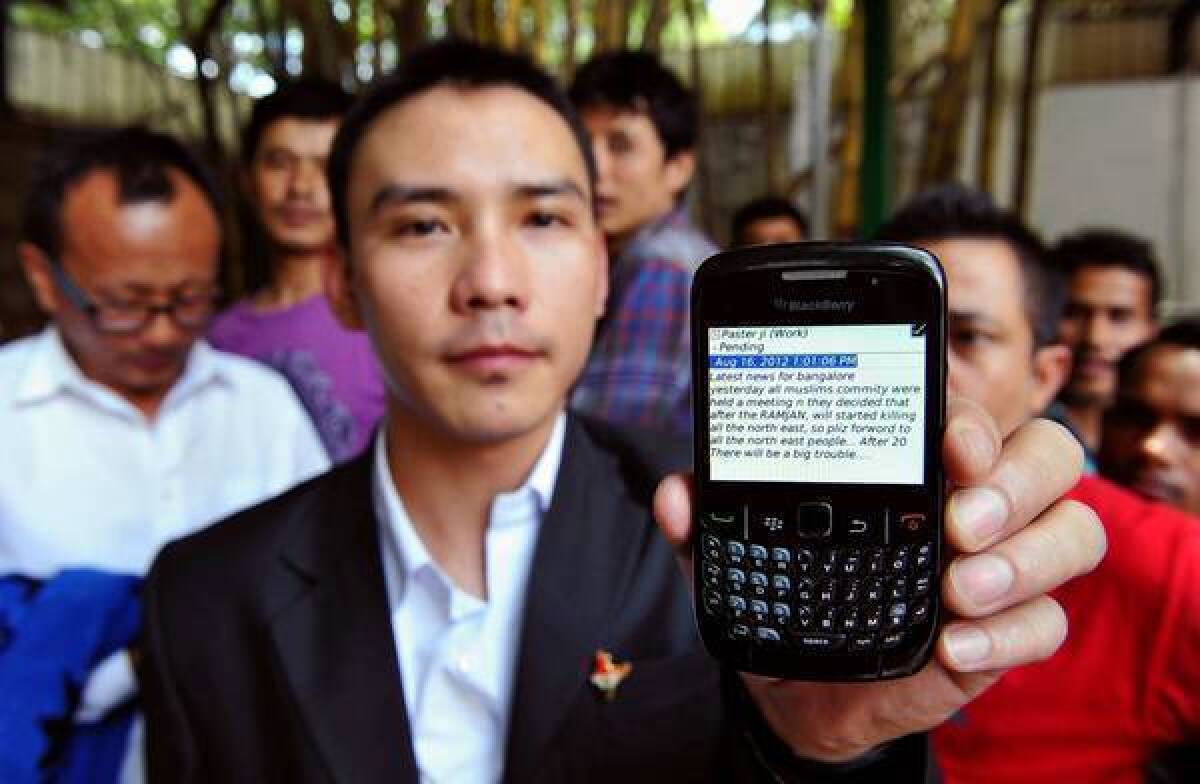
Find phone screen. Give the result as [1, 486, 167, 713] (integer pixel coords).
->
[707, 323, 927, 485]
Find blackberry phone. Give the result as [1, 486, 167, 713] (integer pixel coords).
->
[692, 242, 946, 680]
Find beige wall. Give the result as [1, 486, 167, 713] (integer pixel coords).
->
[1027, 80, 1197, 315]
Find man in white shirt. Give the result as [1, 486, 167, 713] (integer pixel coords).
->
[6, 126, 329, 576]
[2, 127, 329, 778]
[140, 42, 1105, 782]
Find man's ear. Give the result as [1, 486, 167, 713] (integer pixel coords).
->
[1031, 342, 1072, 413]
[18, 242, 61, 317]
[663, 150, 696, 201]
[322, 246, 365, 330]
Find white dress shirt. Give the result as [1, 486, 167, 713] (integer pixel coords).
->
[0, 327, 331, 578]
[0, 327, 332, 784]
[372, 414, 565, 784]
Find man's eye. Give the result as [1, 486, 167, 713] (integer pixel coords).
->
[526, 211, 567, 229]
[1181, 418, 1200, 447]
[393, 219, 446, 237]
[608, 135, 633, 155]
[103, 300, 145, 314]
[261, 152, 294, 169]
[951, 329, 988, 347]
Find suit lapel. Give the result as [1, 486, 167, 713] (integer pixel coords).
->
[268, 455, 419, 783]
[503, 419, 643, 783]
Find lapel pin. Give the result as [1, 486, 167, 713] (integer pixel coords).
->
[589, 649, 633, 702]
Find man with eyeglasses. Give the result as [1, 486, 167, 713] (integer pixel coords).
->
[1, 126, 328, 780]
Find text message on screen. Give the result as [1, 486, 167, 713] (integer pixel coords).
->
[708, 324, 926, 484]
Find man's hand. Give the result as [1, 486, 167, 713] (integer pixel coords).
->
[653, 397, 1106, 762]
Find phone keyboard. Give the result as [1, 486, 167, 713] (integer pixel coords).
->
[700, 536, 936, 654]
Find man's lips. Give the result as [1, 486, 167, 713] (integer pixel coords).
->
[129, 353, 184, 373]
[274, 206, 327, 226]
[445, 345, 544, 375]
[1075, 355, 1112, 375]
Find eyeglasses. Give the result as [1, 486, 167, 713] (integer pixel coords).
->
[49, 261, 220, 335]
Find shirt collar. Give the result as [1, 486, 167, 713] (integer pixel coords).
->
[371, 412, 566, 583]
[621, 206, 689, 258]
[14, 326, 227, 414]
[14, 327, 89, 405]
[167, 339, 227, 405]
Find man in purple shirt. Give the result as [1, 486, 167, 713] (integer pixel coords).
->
[209, 80, 386, 461]
[568, 51, 717, 436]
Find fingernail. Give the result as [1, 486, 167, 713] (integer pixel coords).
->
[943, 625, 992, 668]
[952, 553, 1015, 606]
[949, 486, 1007, 546]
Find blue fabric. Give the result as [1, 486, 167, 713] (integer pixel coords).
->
[0, 570, 141, 784]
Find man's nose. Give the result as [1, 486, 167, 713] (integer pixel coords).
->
[451, 226, 529, 312]
[1138, 421, 1179, 467]
[139, 309, 191, 350]
[1082, 312, 1111, 347]
[946, 352, 966, 398]
[592, 141, 613, 184]
[289, 160, 320, 196]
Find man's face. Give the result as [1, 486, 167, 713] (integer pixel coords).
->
[246, 117, 339, 254]
[579, 104, 693, 249]
[21, 169, 221, 408]
[923, 237, 1067, 439]
[1100, 344, 1200, 514]
[330, 86, 607, 444]
[740, 215, 806, 247]
[1058, 265, 1157, 407]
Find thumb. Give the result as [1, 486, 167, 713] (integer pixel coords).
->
[653, 472, 696, 583]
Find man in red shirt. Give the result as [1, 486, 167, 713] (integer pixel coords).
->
[877, 184, 1200, 783]
[1100, 320, 1200, 517]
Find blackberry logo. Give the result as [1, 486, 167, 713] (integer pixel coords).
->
[772, 297, 856, 314]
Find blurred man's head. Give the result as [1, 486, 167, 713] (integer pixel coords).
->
[568, 50, 698, 252]
[325, 41, 606, 447]
[1053, 228, 1161, 409]
[1100, 320, 1200, 514]
[242, 79, 353, 257]
[876, 184, 1069, 437]
[18, 127, 223, 416]
[731, 196, 809, 247]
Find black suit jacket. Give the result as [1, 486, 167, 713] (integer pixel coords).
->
[140, 417, 930, 783]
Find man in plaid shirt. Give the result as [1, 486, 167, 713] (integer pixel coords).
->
[569, 51, 717, 436]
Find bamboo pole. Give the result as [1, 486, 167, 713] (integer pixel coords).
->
[976, 1, 1010, 193]
[1012, 0, 1047, 216]
[860, 0, 893, 235]
[762, 0, 778, 193]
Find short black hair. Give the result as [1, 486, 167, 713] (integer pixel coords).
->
[328, 39, 596, 250]
[1118, 317, 1200, 388]
[731, 196, 810, 246]
[568, 49, 698, 159]
[875, 183, 1064, 348]
[1052, 228, 1163, 310]
[21, 126, 223, 261]
[241, 78, 354, 164]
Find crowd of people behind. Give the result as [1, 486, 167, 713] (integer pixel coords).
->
[0, 37, 1192, 784]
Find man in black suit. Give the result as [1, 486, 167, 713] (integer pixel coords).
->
[139, 42, 1105, 782]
